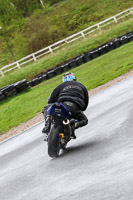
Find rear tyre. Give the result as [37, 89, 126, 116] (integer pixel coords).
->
[48, 124, 62, 158]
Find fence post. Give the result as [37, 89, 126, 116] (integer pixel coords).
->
[49, 46, 53, 54]
[81, 32, 85, 38]
[130, 8, 133, 14]
[0, 69, 4, 77]
[16, 62, 21, 69]
[97, 24, 102, 31]
[65, 39, 68, 44]
[32, 53, 37, 61]
[114, 16, 117, 23]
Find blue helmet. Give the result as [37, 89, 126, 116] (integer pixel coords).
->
[62, 72, 77, 82]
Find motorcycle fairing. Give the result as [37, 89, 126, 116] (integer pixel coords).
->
[48, 102, 71, 119]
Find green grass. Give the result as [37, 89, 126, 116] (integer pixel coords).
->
[0, 0, 133, 68]
[0, 0, 133, 65]
[0, 41, 133, 134]
[0, 17, 133, 89]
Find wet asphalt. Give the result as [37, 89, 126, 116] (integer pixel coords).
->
[0, 76, 133, 200]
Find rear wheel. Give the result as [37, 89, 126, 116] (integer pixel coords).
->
[48, 124, 62, 158]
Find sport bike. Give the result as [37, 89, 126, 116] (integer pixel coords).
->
[47, 102, 76, 158]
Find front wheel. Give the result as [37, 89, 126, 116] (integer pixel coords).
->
[48, 124, 62, 158]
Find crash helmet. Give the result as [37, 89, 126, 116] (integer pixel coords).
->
[62, 72, 77, 82]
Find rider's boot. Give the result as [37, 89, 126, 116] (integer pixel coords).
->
[70, 119, 88, 139]
[70, 123, 76, 139]
[42, 116, 51, 141]
[75, 120, 88, 129]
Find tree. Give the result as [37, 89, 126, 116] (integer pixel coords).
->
[39, 0, 44, 8]
[11, 0, 42, 17]
[0, 0, 18, 26]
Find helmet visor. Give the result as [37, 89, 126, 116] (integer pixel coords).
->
[62, 72, 76, 82]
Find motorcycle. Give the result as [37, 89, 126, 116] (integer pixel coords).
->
[47, 102, 76, 158]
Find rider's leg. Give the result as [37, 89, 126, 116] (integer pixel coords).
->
[74, 111, 88, 129]
[42, 115, 51, 133]
[42, 104, 52, 134]
[69, 110, 88, 139]
[62, 101, 88, 138]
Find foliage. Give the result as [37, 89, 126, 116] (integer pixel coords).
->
[0, 0, 133, 67]
[0, 17, 133, 88]
[11, 0, 41, 17]
[0, 0, 19, 26]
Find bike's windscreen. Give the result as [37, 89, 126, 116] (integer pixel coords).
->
[48, 103, 71, 119]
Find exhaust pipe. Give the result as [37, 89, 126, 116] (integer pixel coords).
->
[63, 119, 71, 136]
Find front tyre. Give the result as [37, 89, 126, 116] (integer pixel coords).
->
[48, 124, 62, 158]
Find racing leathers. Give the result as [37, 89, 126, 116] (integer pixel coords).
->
[42, 80, 89, 137]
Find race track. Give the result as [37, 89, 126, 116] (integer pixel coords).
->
[0, 76, 133, 200]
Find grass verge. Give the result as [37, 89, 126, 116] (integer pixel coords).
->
[0, 41, 133, 134]
[0, 17, 133, 88]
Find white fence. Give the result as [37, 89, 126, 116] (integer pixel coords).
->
[0, 7, 133, 77]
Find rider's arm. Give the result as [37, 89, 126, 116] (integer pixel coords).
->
[48, 85, 60, 103]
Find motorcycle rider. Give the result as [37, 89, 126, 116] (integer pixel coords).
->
[42, 72, 89, 140]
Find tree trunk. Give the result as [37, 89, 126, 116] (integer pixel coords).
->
[39, 0, 44, 8]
